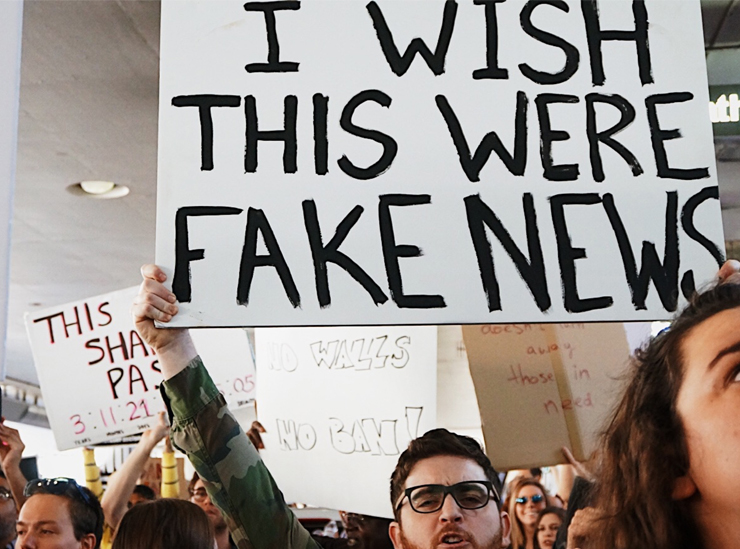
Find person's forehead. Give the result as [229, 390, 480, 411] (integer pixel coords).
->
[539, 513, 561, 525]
[194, 478, 205, 490]
[19, 494, 72, 524]
[517, 484, 543, 496]
[404, 455, 487, 487]
[680, 308, 740, 371]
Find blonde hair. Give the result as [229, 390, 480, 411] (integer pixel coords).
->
[507, 478, 549, 549]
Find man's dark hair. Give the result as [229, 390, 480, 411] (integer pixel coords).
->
[390, 428, 501, 520]
[132, 484, 157, 501]
[51, 484, 104, 549]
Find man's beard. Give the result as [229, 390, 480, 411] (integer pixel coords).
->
[398, 528, 504, 549]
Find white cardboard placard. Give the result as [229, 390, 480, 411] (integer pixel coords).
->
[156, 0, 724, 327]
[256, 326, 436, 518]
[25, 287, 256, 451]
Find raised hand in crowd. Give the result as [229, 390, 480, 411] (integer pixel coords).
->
[0, 419, 28, 509]
[565, 506, 599, 549]
[100, 411, 170, 533]
[717, 258, 740, 282]
[246, 421, 266, 451]
[132, 264, 196, 375]
[134, 264, 319, 549]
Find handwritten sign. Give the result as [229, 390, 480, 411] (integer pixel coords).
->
[463, 323, 644, 470]
[156, 0, 723, 328]
[256, 326, 436, 518]
[25, 287, 256, 451]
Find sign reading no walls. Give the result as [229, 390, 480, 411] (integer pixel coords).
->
[156, 0, 724, 327]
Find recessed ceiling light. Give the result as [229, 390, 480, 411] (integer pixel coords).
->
[66, 181, 130, 199]
[80, 180, 115, 194]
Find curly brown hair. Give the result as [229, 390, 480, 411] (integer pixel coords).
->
[591, 282, 740, 549]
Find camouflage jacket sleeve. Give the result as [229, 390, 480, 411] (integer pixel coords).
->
[161, 356, 320, 549]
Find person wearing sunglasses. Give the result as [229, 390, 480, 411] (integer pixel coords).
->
[506, 478, 549, 549]
[16, 477, 103, 549]
[133, 264, 511, 549]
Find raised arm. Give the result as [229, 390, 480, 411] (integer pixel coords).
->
[100, 412, 169, 531]
[133, 264, 319, 549]
[0, 422, 27, 510]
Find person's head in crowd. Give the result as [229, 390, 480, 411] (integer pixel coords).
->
[534, 507, 565, 549]
[592, 280, 740, 549]
[389, 428, 510, 549]
[127, 484, 156, 509]
[528, 468, 542, 483]
[340, 511, 393, 549]
[17, 477, 103, 549]
[0, 484, 16, 547]
[189, 472, 230, 549]
[507, 478, 548, 549]
[111, 498, 213, 549]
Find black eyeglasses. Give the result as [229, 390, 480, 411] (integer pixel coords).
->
[396, 480, 498, 514]
[515, 494, 544, 504]
[24, 477, 94, 507]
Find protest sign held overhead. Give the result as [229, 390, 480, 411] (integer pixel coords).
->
[157, 0, 723, 327]
[25, 287, 256, 450]
[256, 326, 437, 518]
[463, 322, 648, 470]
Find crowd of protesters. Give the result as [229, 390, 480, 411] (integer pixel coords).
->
[0, 259, 738, 549]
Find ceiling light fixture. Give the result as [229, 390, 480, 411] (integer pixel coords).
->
[66, 181, 130, 199]
[80, 180, 115, 194]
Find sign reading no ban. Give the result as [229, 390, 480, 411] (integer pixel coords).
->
[156, 0, 724, 327]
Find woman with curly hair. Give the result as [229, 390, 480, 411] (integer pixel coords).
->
[588, 276, 740, 549]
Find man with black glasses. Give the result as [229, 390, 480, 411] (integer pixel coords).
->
[133, 264, 510, 549]
[388, 429, 509, 549]
[16, 478, 103, 549]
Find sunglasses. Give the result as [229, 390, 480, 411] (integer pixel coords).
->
[24, 477, 95, 508]
[515, 494, 544, 504]
[396, 480, 498, 514]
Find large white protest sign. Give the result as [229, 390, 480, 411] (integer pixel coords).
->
[157, 0, 724, 327]
[256, 326, 436, 518]
[463, 322, 647, 470]
[25, 287, 256, 451]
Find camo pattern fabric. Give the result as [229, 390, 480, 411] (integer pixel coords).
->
[161, 356, 320, 549]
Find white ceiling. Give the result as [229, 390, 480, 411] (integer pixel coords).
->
[6, 0, 740, 391]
